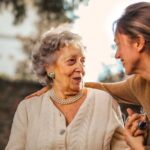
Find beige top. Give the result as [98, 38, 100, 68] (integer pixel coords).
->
[86, 75, 150, 120]
[5, 88, 128, 150]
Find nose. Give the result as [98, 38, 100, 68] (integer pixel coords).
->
[75, 62, 85, 74]
[115, 49, 120, 59]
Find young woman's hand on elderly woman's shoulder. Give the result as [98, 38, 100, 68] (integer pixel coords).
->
[25, 86, 50, 99]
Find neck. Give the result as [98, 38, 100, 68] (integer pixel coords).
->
[138, 70, 150, 81]
[49, 88, 84, 105]
[52, 86, 82, 99]
[134, 52, 150, 81]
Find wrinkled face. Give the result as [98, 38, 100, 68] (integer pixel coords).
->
[52, 44, 85, 93]
[114, 32, 141, 75]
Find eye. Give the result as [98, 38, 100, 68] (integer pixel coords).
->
[67, 58, 76, 65]
[112, 43, 119, 51]
[81, 58, 85, 66]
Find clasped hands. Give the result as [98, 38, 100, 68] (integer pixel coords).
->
[124, 108, 148, 150]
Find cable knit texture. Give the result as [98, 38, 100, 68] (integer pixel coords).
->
[5, 88, 129, 150]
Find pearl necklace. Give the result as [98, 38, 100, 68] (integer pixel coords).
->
[49, 88, 83, 105]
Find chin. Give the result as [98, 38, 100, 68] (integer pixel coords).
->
[125, 68, 133, 75]
[74, 87, 81, 92]
[72, 86, 82, 92]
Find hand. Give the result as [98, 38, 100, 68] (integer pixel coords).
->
[124, 108, 148, 150]
[125, 108, 147, 137]
[25, 86, 50, 99]
[124, 128, 145, 150]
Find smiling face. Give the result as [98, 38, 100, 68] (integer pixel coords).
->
[114, 32, 141, 75]
[49, 44, 85, 94]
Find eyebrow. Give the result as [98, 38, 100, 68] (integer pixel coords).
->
[64, 55, 77, 61]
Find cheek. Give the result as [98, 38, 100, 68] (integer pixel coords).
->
[59, 70, 72, 79]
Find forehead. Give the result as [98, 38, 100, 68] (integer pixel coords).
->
[114, 32, 130, 43]
[59, 44, 85, 58]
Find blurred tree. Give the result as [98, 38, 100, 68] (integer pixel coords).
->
[0, 0, 89, 80]
[0, 0, 26, 25]
[0, 0, 89, 25]
[98, 63, 125, 83]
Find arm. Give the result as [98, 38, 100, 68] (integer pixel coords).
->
[26, 76, 139, 104]
[85, 75, 139, 104]
[25, 86, 49, 99]
[5, 101, 27, 150]
[109, 100, 129, 150]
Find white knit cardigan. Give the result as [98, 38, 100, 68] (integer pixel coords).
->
[5, 88, 129, 150]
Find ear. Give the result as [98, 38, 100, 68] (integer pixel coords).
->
[44, 63, 54, 73]
[135, 35, 145, 52]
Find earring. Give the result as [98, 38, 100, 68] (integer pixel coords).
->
[47, 72, 55, 79]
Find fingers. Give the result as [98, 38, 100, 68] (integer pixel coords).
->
[24, 93, 35, 99]
[134, 129, 146, 137]
[114, 127, 125, 140]
[129, 120, 139, 136]
[24, 86, 49, 99]
[127, 108, 135, 116]
[124, 108, 146, 150]
[24, 93, 38, 99]
[124, 128, 131, 138]
[125, 113, 141, 129]
[125, 108, 148, 137]
[114, 131, 125, 140]
[124, 127, 145, 150]
[125, 108, 146, 128]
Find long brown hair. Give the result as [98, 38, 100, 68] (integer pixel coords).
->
[113, 2, 150, 50]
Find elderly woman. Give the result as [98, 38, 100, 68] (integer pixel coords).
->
[5, 29, 129, 150]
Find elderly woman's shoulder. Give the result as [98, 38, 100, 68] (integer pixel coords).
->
[19, 91, 49, 109]
[88, 88, 120, 113]
[14, 91, 50, 117]
[89, 87, 112, 97]
[88, 88, 113, 103]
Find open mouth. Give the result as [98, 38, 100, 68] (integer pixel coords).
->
[121, 59, 125, 65]
[72, 77, 82, 83]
